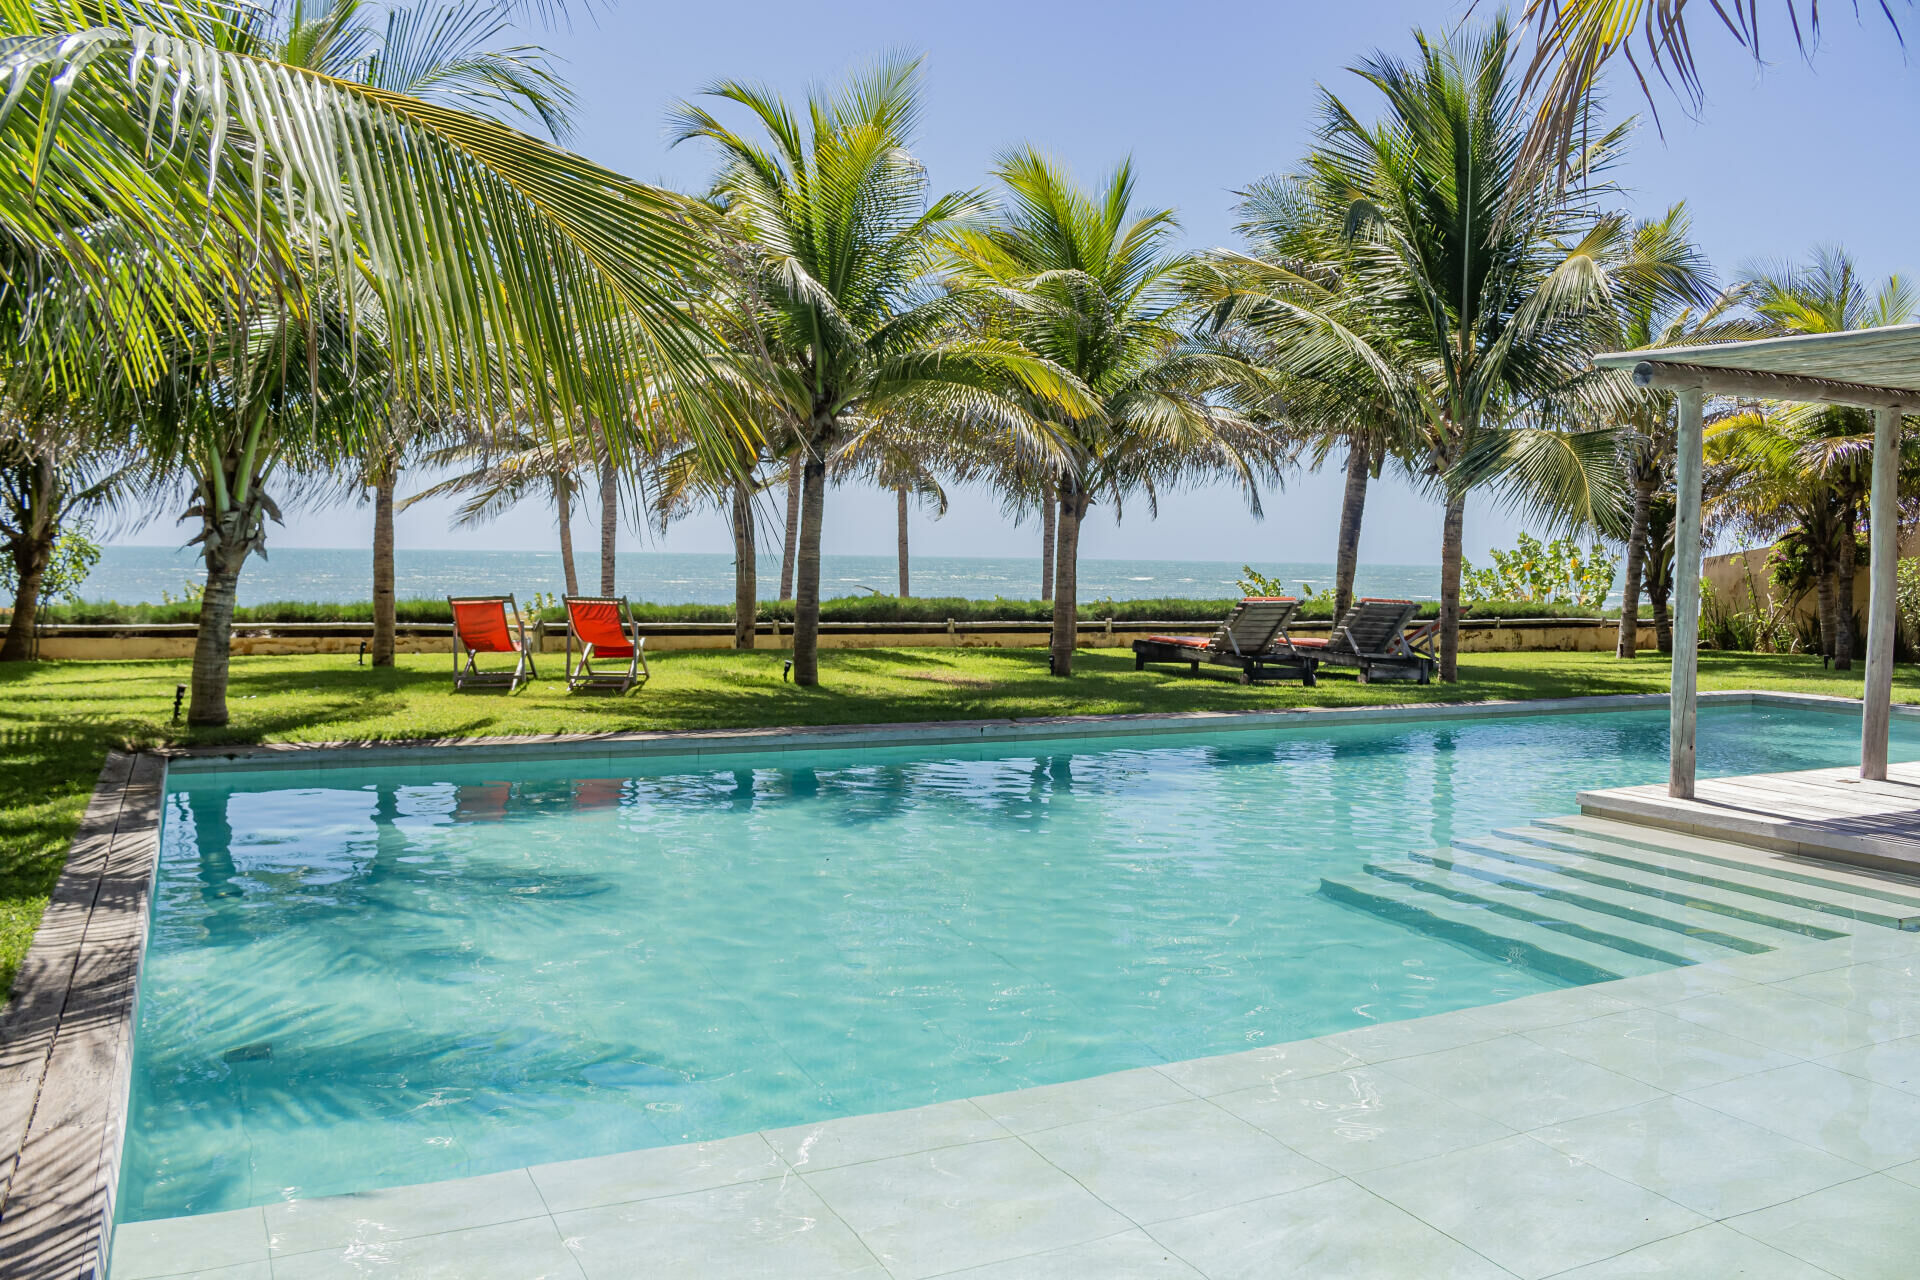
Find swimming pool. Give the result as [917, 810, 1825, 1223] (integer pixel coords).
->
[120, 701, 1917, 1221]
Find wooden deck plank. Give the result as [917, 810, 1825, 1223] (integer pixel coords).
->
[1581, 760, 1920, 880]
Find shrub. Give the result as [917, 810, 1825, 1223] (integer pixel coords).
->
[1462, 533, 1620, 609]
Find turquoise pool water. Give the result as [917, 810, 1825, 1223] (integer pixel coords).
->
[122, 703, 1916, 1219]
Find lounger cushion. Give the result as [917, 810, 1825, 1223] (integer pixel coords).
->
[1144, 635, 1211, 648]
[1287, 636, 1329, 649]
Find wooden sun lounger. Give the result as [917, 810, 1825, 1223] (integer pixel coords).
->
[449, 595, 538, 692]
[1131, 597, 1318, 685]
[563, 594, 649, 694]
[1286, 598, 1437, 684]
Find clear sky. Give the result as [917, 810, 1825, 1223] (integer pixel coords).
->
[128, 1, 1920, 568]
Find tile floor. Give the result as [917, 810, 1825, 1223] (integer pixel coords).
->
[109, 930, 1920, 1280]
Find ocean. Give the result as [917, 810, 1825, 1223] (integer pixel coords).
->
[79, 545, 1444, 607]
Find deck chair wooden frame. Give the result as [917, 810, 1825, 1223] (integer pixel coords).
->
[1289, 598, 1437, 684]
[563, 595, 649, 694]
[1131, 597, 1318, 685]
[449, 595, 538, 692]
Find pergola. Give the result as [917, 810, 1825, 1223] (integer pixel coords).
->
[1592, 324, 1920, 798]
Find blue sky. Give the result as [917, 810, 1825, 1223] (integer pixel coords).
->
[138, 1, 1920, 567]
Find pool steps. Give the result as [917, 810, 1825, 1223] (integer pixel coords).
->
[1529, 816, 1920, 928]
[1449, 836, 1841, 943]
[1316, 873, 1657, 985]
[1320, 815, 1918, 984]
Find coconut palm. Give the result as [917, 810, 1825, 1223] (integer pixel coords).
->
[1192, 174, 1418, 623]
[650, 438, 767, 647]
[0, 433, 135, 660]
[139, 268, 392, 724]
[945, 148, 1286, 676]
[404, 425, 599, 595]
[670, 55, 1085, 685]
[1706, 250, 1920, 668]
[1598, 205, 1748, 658]
[1706, 402, 1920, 668]
[1239, 18, 1638, 681]
[1518, 0, 1910, 172]
[0, 224, 149, 661]
[1, 0, 748, 721]
[259, 0, 580, 667]
[833, 418, 953, 599]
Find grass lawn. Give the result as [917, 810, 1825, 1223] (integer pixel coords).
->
[1, 645, 1909, 999]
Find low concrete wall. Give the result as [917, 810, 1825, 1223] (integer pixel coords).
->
[29, 617, 1660, 661]
[1704, 534, 1920, 624]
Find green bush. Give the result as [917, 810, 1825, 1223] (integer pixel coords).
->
[37, 598, 456, 624]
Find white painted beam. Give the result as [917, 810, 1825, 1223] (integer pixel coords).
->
[1862, 405, 1902, 780]
[1671, 387, 1704, 799]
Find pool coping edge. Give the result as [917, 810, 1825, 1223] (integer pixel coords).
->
[155, 687, 1890, 776]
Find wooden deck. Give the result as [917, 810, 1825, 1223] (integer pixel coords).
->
[1580, 761, 1920, 877]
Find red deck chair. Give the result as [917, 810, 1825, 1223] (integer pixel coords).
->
[563, 595, 649, 694]
[448, 595, 538, 692]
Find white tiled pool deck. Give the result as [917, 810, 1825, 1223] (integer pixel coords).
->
[111, 929, 1920, 1280]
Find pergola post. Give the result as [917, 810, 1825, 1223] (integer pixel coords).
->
[1670, 387, 1705, 799]
[1862, 404, 1902, 780]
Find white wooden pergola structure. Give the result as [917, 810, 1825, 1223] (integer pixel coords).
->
[1593, 325, 1920, 798]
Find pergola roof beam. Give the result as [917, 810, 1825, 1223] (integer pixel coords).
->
[1625, 360, 1920, 412]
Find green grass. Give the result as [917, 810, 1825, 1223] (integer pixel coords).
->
[0, 646, 1908, 1000]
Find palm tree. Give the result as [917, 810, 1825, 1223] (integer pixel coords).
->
[0, 433, 134, 660]
[671, 56, 1082, 685]
[1241, 19, 1637, 680]
[1706, 251, 1920, 668]
[1193, 174, 1416, 623]
[946, 148, 1285, 676]
[2, 0, 747, 722]
[0, 225, 146, 661]
[260, 0, 579, 667]
[140, 271, 390, 724]
[1714, 250, 1918, 668]
[1600, 205, 1745, 658]
[404, 426, 599, 595]
[832, 418, 953, 599]
[1518, 0, 1910, 173]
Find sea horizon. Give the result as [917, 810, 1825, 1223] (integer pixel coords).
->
[80, 545, 1448, 608]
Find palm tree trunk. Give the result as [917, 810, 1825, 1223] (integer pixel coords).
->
[779, 459, 801, 601]
[731, 479, 757, 650]
[189, 563, 244, 727]
[189, 507, 257, 728]
[1334, 436, 1370, 621]
[1437, 491, 1467, 682]
[1833, 531, 1857, 671]
[1816, 563, 1839, 664]
[1, 542, 48, 662]
[371, 468, 397, 668]
[896, 486, 910, 598]
[1616, 474, 1652, 659]
[793, 440, 829, 686]
[1049, 486, 1087, 676]
[1, 453, 55, 662]
[598, 456, 617, 596]
[1650, 579, 1672, 655]
[555, 476, 579, 597]
[1040, 481, 1056, 601]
